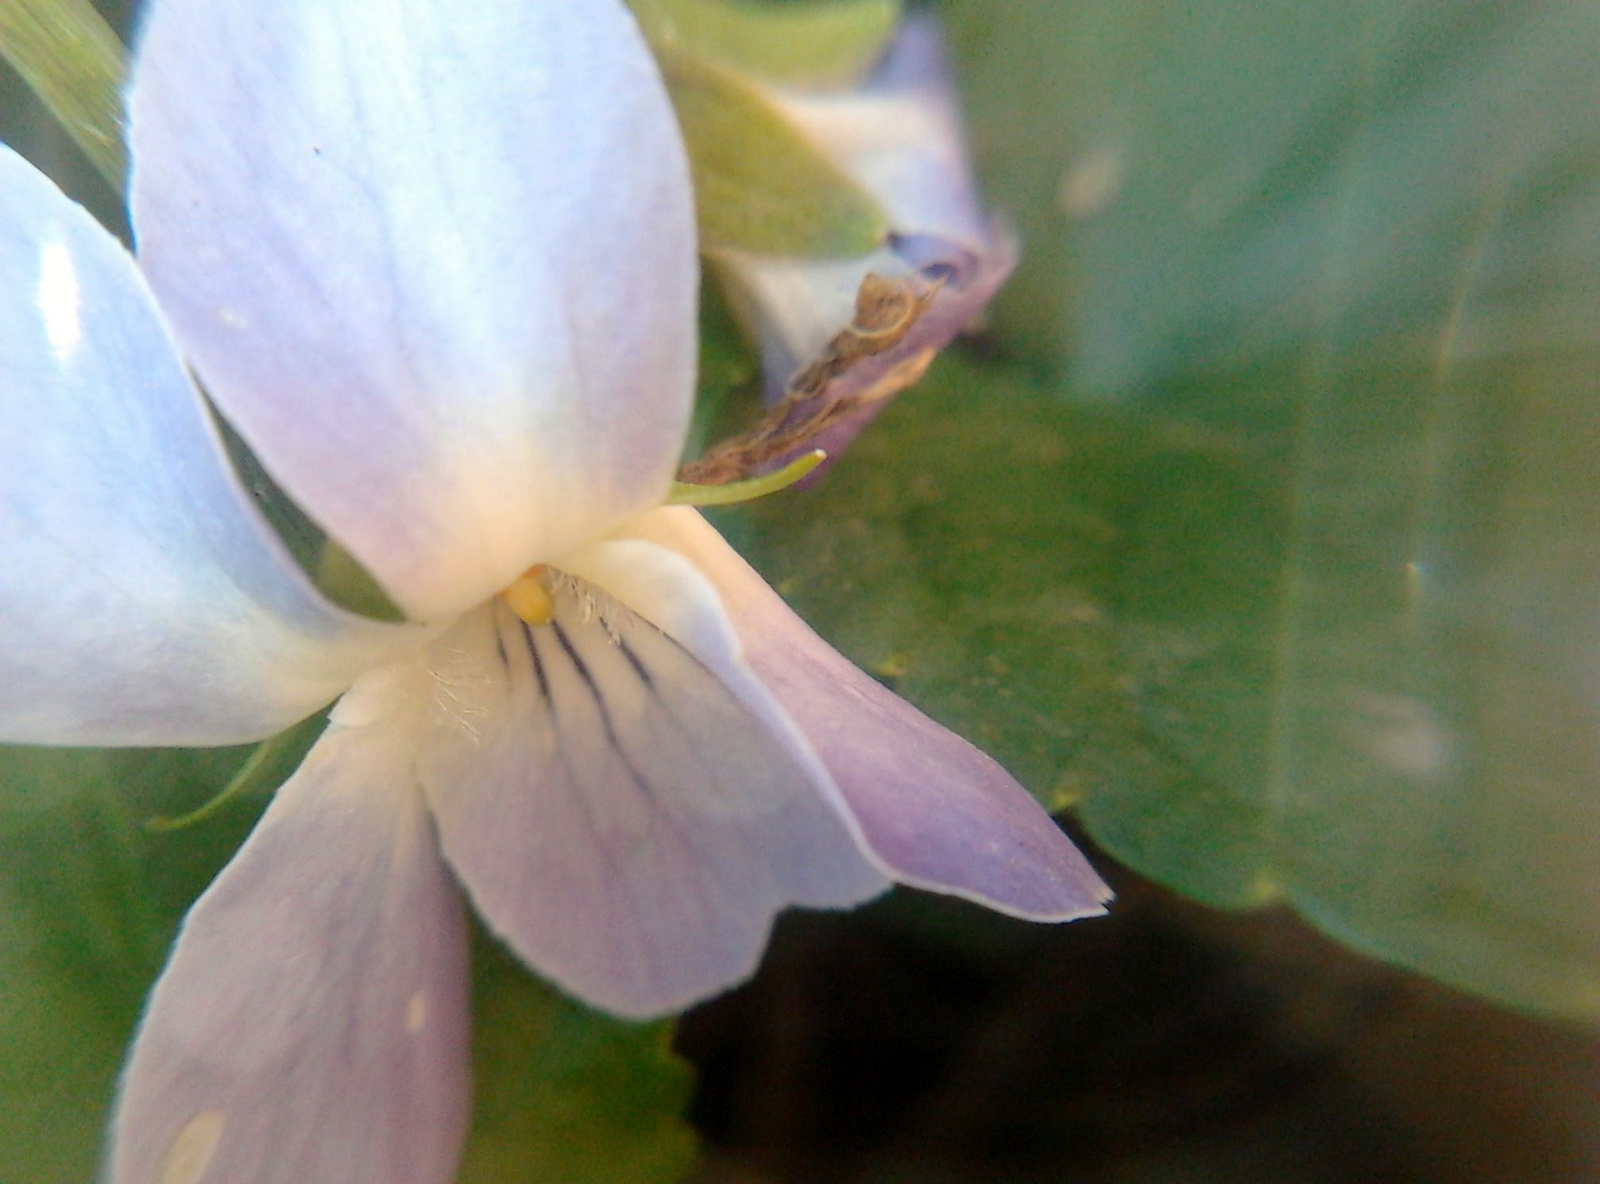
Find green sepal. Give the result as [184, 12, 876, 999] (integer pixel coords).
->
[0, 0, 126, 192]
[661, 45, 888, 257]
[631, 0, 901, 87]
[143, 714, 324, 833]
[669, 449, 825, 505]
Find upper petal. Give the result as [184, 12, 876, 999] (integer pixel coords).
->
[110, 676, 471, 1184]
[127, 0, 700, 621]
[623, 508, 1113, 921]
[0, 144, 414, 748]
[418, 554, 887, 1019]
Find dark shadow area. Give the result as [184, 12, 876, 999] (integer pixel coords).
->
[679, 828, 1599, 1184]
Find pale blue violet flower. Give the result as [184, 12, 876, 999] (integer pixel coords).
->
[0, 0, 1110, 1181]
[711, 15, 1016, 468]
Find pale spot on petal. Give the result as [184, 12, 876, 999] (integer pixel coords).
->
[406, 990, 427, 1033]
[159, 1110, 225, 1184]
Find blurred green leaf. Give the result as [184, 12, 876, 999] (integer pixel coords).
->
[0, 745, 697, 1181]
[0, 0, 125, 191]
[950, 0, 1600, 1020]
[945, 0, 1600, 395]
[661, 45, 887, 256]
[632, 0, 900, 87]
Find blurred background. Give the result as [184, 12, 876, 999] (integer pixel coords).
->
[1, 0, 1596, 1181]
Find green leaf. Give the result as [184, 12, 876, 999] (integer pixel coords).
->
[711, 357, 1294, 893]
[0, 745, 253, 1184]
[0, 745, 697, 1180]
[716, 337, 1600, 1024]
[930, 0, 1600, 1020]
[682, 274, 762, 462]
[632, 0, 901, 87]
[0, 0, 126, 191]
[459, 938, 696, 1184]
[661, 45, 887, 256]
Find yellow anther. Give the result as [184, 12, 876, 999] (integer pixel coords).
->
[503, 565, 554, 626]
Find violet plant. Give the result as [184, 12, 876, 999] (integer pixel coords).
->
[9, 0, 1594, 1180]
[0, 0, 1107, 1180]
